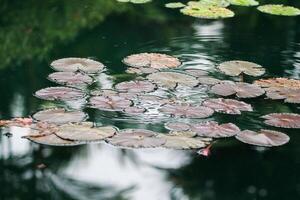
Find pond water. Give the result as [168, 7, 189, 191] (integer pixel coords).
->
[1, 0, 300, 200]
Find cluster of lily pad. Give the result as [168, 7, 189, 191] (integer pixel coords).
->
[1, 53, 300, 155]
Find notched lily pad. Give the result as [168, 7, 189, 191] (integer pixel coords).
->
[159, 104, 214, 118]
[203, 98, 253, 114]
[107, 129, 166, 148]
[165, 122, 191, 131]
[236, 129, 290, 147]
[218, 60, 265, 77]
[123, 53, 181, 69]
[147, 71, 199, 89]
[180, 5, 234, 19]
[115, 80, 156, 93]
[191, 121, 240, 138]
[262, 113, 300, 128]
[48, 72, 93, 86]
[51, 58, 105, 74]
[228, 0, 259, 7]
[32, 108, 87, 125]
[35, 87, 85, 101]
[258, 4, 300, 16]
[89, 95, 133, 111]
[165, 2, 186, 8]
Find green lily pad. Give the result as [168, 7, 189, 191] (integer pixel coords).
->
[257, 4, 300, 16]
[189, 0, 230, 8]
[165, 2, 186, 9]
[228, 0, 259, 7]
[180, 5, 234, 19]
[117, 0, 151, 3]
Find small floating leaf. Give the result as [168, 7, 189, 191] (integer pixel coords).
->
[190, 121, 240, 138]
[228, 0, 259, 7]
[203, 98, 253, 114]
[115, 80, 156, 93]
[165, 122, 191, 131]
[35, 87, 85, 101]
[123, 53, 181, 69]
[147, 71, 199, 89]
[48, 72, 93, 86]
[32, 108, 87, 125]
[25, 134, 83, 146]
[117, 0, 151, 4]
[266, 88, 300, 104]
[157, 134, 207, 150]
[257, 4, 300, 16]
[126, 67, 158, 75]
[184, 69, 209, 77]
[159, 104, 214, 118]
[89, 95, 133, 111]
[165, 2, 186, 8]
[262, 113, 300, 128]
[198, 77, 222, 85]
[236, 129, 290, 147]
[107, 129, 166, 148]
[189, 0, 230, 8]
[180, 5, 234, 19]
[218, 60, 265, 77]
[254, 78, 300, 91]
[51, 58, 105, 74]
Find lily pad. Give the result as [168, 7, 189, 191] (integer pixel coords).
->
[189, 0, 230, 8]
[147, 71, 199, 89]
[165, 122, 191, 131]
[165, 2, 186, 8]
[218, 60, 265, 77]
[203, 98, 253, 114]
[123, 107, 146, 114]
[107, 129, 166, 148]
[35, 87, 85, 101]
[56, 123, 116, 142]
[180, 5, 234, 19]
[117, 0, 152, 4]
[168, 131, 197, 138]
[190, 121, 240, 138]
[184, 69, 209, 77]
[265, 88, 300, 104]
[159, 104, 214, 118]
[236, 129, 290, 147]
[126, 67, 158, 75]
[25, 133, 83, 146]
[262, 113, 300, 128]
[89, 95, 133, 111]
[51, 58, 105, 74]
[198, 77, 222, 85]
[257, 4, 300, 16]
[254, 78, 300, 91]
[48, 72, 93, 86]
[211, 82, 265, 98]
[157, 134, 207, 150]
[123, 53, 181, 69]
[228, 0, 259, 7]
[115, 80, 156, 93]
[32, 108, 87, 125]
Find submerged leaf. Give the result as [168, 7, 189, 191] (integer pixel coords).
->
[218, 60, 265, 77]
[236, 129, 290, 147]
[115, 80, 156, 93]
[262, 113, 300, 128]
[159, 104, 214, 118]
[89, 95, 133, 111]
[51, 58, 105, 74]
[48, 72, 93, 86]
[228, 0, 259, 7]
[32, 108, 87, 125]
[35, 87, 85, 101]
[203, 98, 253, 114]
[157, 134, 207, 149]
[180, 5, 234, 19]
[258, 4, 300, 16]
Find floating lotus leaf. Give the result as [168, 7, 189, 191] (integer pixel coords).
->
[198, 77, 222, 85]
[123, 107, 146, 114]
[211, 82, 265, 98]
[188, 0, 230, 7]
[228, 0, 259, 7]
[180, 5, 234, 19]
[35, 87, 85, 101]
[265, 88, 300, 104]
[184, 69, 209, 77]
[236, 129, 290, 147]
[254, 78, 300, 91]
[203, 98, 253, 114]
[56, 123, 116, 142]
[28, 122, 59, 137]
[0, 118, 33, 128]
[159, 104, 214, 118]
[190, 121, 240, 138]
[123, 53, 181, 69]
[257, 4, 300, 16]
[25, 134, 82, 146]
[51, 58, 105, 74]
[262, 113, 300, 128]
[157, 134, 207, 150]
[218, 60, 265, 77]
[165, 2, 186, 8]
[126, 67, 158, 75]
[89, 95, 133, 111]
[117, 0, 151, 4]
[137, 95, 174, 105]
[115, 80, 156, 93]
[90, 89, 137, 100]
[48, 72, 93, 86]
[32, 108, 87, 125]
[168, 131, 197, 138]
[165, 122, 191, 131]
[107, 129, 166, 148]
[147, 71, 199, 89]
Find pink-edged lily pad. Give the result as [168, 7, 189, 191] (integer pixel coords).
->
[164, 122, 191, 131]
[159, 104, 214, 118]
[262, 113, 300, 128]
[89, 95, 133, 111]
[254, 78, 300, 91]
[236, 129, 290, 147]
[190, 121, 240, 138]
[48, 72, 93, 86]
[203, 98, 253, 114]
[35, 87, 85, 101]
[265, 88, 300, 104]
[115, 80, 156, 93]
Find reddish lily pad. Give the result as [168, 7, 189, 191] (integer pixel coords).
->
[211, 82, 265, 98]
[266, 88, 300, 104]
[262, 113, 300, 128]
[51, 57, 105, 74]
[218, 60, 265, 77]
[107, 129, 166, 148]
[48, 72, 93, 86]
[159, 104, 214, 118]
[0, 118, 33, 128]
[236, 129, 290, 147]
[115, 80, 156, 93]
[89, 95, 133, 111]
[190, 121, 240, 138]
[164, 122, 191, 131]
[123, 53, 181, 69]
[254, 78, 300, 91]
[203, 98, 253, 114]
[35, 87, 85, 101]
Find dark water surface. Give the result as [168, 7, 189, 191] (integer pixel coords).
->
[1, 0, 300, 200]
